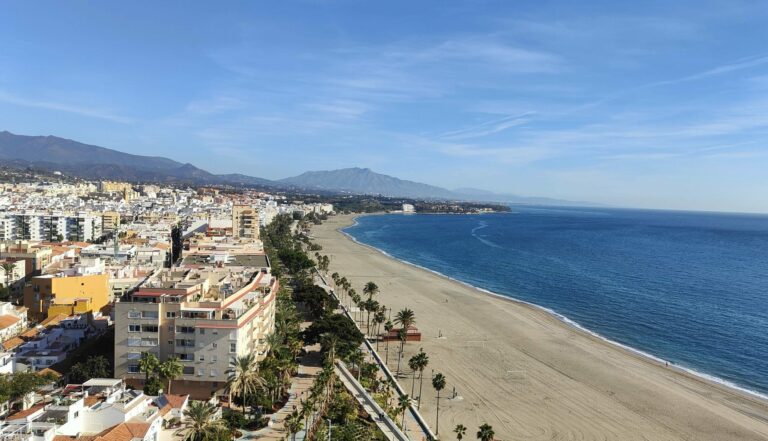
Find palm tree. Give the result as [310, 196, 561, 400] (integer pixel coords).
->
[394, 308, 416, 330]
[285, 410, 303, 441]
[477, 423, 495, 441]
[397, 394, 410, 428]
[363, 281, 379, 300]
[416, 350, 429, 410]
[455, 424, 467, 440]
[348, 348, 365, 382]
[373, 308, 386, 351]
[158, 357, 183, 394]
[0, 262, 15, 290]
[408, 354, 420, 397]
[396, 328, 407, 377]
[432, 372, 446, 435]
[226, 354, 264, 414]
[383, 321, 393, 363]
[176, 400, 226, 441]
[364, 299, 379, 335]
[138, 352, 159, 385]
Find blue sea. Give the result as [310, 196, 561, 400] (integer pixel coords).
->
[343, 207, 768, 397]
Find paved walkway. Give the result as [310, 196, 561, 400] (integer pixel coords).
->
[335, 360, 410, 441]
[316, 273, 436, 441]
[240, 340, 323, 440]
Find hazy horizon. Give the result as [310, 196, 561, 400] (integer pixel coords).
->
[2, 1, 768, 213]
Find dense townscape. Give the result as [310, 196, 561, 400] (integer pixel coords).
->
[0, 174, 496, 441]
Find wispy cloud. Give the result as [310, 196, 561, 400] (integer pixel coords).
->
[439, 112, 536, 139]
[649, 54, 768, 88]
[0, 90, 133, 124]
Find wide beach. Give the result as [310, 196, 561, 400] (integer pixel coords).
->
[314, 213, 768, 441]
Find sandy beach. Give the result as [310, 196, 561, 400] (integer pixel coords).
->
[313, 214, 768, 441]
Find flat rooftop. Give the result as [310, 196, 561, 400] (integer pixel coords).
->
[181, 253, 269, 268]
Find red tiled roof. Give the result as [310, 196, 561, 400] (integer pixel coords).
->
[2, 336, 24, 351]
[0, 315, 20, 330]
[7, 403, 45, 421]
[40, 313, 67, 328]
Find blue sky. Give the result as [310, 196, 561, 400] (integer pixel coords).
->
[1, 1, 768, 212]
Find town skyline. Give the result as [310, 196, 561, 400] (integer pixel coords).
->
[2, 1, 768, 213]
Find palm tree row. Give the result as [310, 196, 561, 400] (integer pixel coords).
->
[454, 423, 495, 441]
[138, 352, 183, 395]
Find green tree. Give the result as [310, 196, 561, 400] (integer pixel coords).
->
[415, 350, 429, 410]
[285, 410, 302, 441]
[477, 423, 495, 441]
[302, 313, 364, 359]
[363, 281, 379, 300]
[0, 262, 16, 290]
[454, 424, 467, 440]
[158, 357, 183, 395]
[138, 352, 159, 385]
[226, 354, 264, 415]
[397, 394, 411, 428]
[177, 400, 228, 441]
[70, 355, 111, 384]
[432, 373, 446, 435]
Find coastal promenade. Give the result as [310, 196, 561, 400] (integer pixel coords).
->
[313, 214, 768, 441]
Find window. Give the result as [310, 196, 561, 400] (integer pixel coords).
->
[211, 355, 217, 363]
[168, 340, 173, 345]
[198, 341, 204, 348]
[142, 311, 158, 319]
[183, 366, 194, 375]
[210, 369, 218, 377]
[179, 353, 194, 361]
[199, 328, 205, 335]
[128, 338, 141, 347]
[128, 311, 141, 319]
[126, 352, 142, 360]
[128, 364, 140, 373]
[229, 342, 236, 353]
[212, 343, 217, 349]
[128, 325, 141, 333]
[168, 325, 174, 331]
[198, 354, 205, 361]
[176, 326, 195, 334]
[229, 331, 237, 340]
[176, 339, 195, 347]
[212, 329, 219, 335]
[142, 325, 159, 333]
[197, 368, 204, 376]
[166, 311, 177, 318]
[141, 338, 158, 347]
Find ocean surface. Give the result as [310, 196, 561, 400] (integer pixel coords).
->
[343, 207, 768, 397]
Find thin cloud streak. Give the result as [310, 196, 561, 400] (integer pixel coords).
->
[0, 91, 133, 124]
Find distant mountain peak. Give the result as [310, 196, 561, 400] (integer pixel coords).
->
[279, 167, 456, 199]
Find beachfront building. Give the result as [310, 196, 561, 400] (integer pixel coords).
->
[114, 251, 277, 399]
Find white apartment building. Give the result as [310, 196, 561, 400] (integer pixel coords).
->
[0, 378, 185, 441]
[0, 212, 103, 242]
[114, 252, 277, 399]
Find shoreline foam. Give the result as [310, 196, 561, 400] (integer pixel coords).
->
[341, 213, 768, 403]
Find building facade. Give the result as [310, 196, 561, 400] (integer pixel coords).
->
[114, 252, 277, 399]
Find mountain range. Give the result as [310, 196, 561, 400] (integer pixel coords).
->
[0, 131, 588, 205]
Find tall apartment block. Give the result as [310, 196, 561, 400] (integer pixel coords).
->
[232, 205, 259, 240]
[114, 252, 277, 399]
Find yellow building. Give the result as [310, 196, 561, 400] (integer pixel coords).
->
[23, 273, 110, 321]
[101, 211, 121, 232]
[232, 205, 259, 240]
